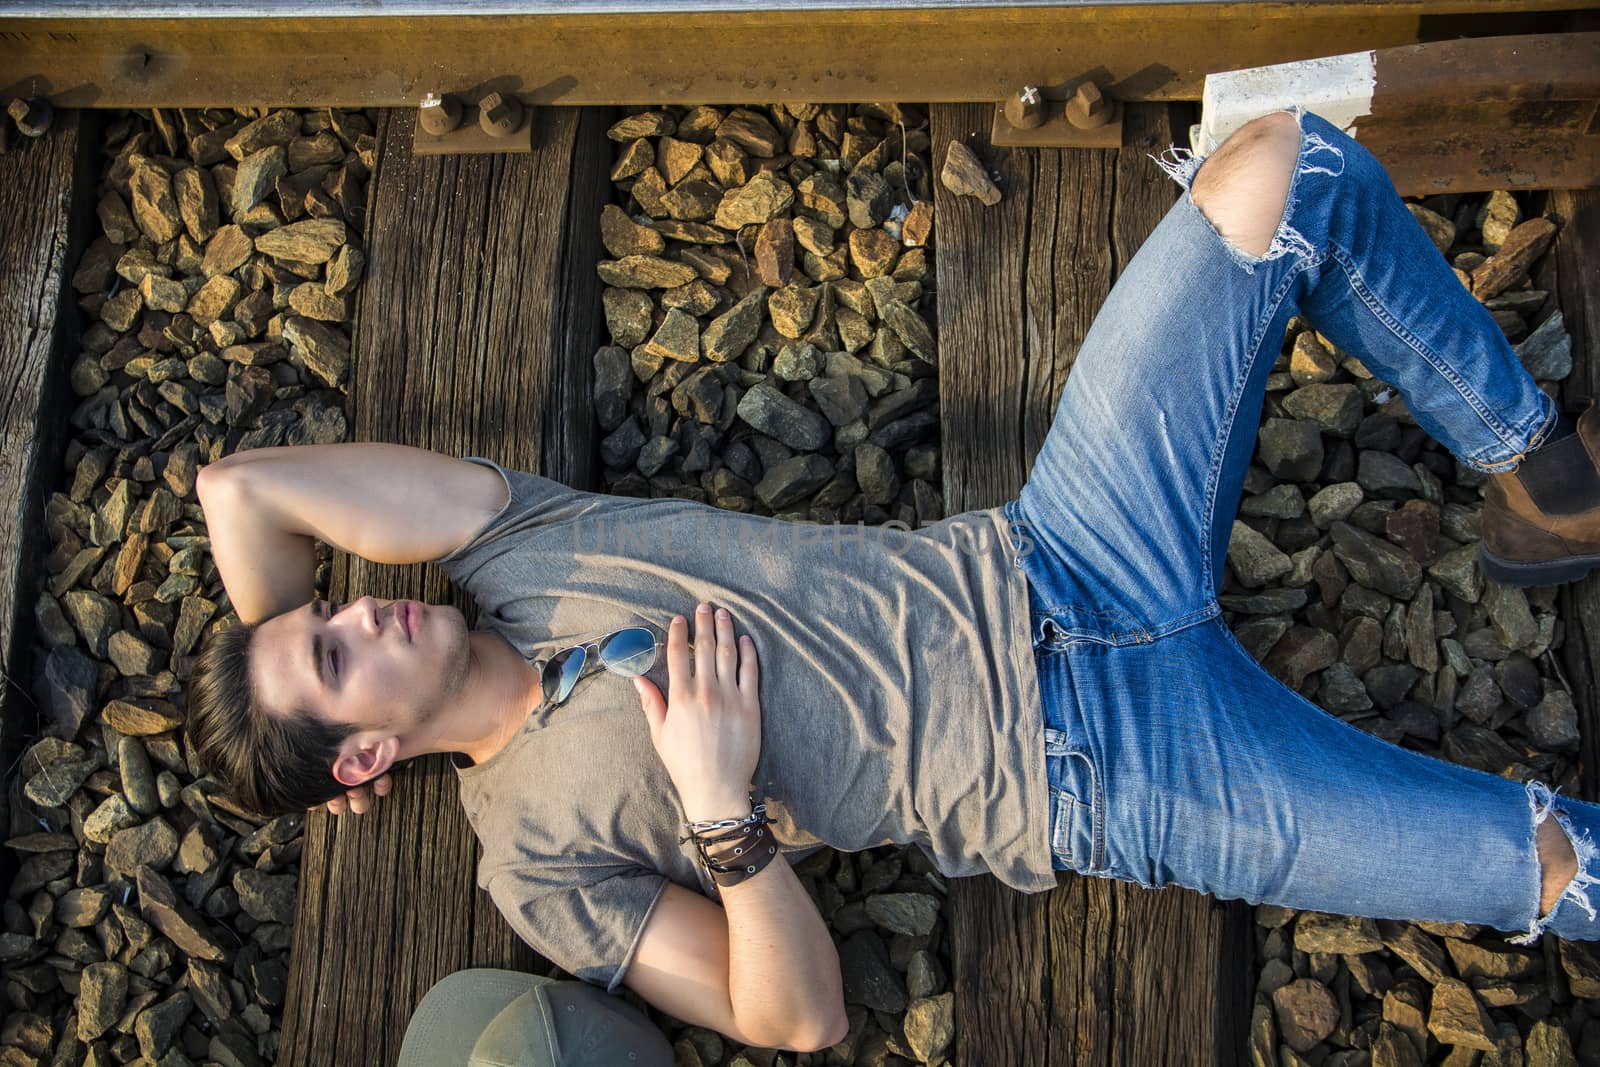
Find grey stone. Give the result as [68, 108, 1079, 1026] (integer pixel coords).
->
[1319, 663, 1373, 714]
[754, 454, 834, 510]
[135, 991, 192, 1060]
[234, 868, 298, 924]
[1427, 543, 1483, 603]
[1484, 580, 1538, 650]
[701, 288, 767, 362]
[773, 341, 824, 382]
[602, 287, 654, 349]
[596, 255, 699, 290]
[855, 444, 900, 506]
[1259, 419, 1324, 481]
[1283, 384, 1363, 437]
[42, 645, 98, 737]
[592, 346, 634, 432]
[1227, 520, 1292, 587]
[839, 930, 907, 1013]
[120, 736, 159, 816]
[1219, 588, 1308, 615]
[56, 886, 113, 928]
[847, 168, 895, 229]
[108, 817, 180, 876]
[136, 866, 228, 962]
[768, 283, 821, 338]
[1240, 484, 1305, 520]
[878, 299, 935, 364]
[1526, 690, 1580, 751]
[24, 755, 96, 807]
[809, 374, 870, 427]
[1379, 922, 1449, 984]
[85, 793, 143, 844]
[1357, 450, 1422, 500]
[1264, 626, 1338, 689]
[1308, 482, 1363, 528]
[737, 383, 832, 451]
[78, 962, 129, 1042]
[863, 892, 939, 937]
[600, 416, 647, 468]
[1515, 311, 1572, 381]
[1330, 521, 1422, 598]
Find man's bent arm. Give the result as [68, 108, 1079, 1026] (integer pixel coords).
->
[721, 845, 848, 1050]
[197, 443, 507, 624]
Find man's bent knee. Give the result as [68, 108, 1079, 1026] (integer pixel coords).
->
[1538, 813, 1578, 916]
[1190, 111, 1302, 259]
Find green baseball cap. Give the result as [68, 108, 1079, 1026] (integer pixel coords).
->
[397, 968, 674, 1067]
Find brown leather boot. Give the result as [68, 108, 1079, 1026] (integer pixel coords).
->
[1480, 399, 1600, 587]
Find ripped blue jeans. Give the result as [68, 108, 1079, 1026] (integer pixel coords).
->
[1005, 107, 1599, 943]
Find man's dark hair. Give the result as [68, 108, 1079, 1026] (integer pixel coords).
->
[185, 620, 357, 817]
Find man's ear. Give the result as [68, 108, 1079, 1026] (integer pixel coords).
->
[331, 735, 399, 788]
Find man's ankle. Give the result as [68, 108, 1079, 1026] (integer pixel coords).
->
[1509, 406, 1600, 516]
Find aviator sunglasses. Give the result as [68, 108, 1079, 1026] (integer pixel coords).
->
[540, 626, 663, 709]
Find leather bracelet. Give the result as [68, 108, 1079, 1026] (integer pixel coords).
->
[697, 821, 778, 887]
[678, 792, 778, 888]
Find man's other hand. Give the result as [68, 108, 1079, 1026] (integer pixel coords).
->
[312, 773, 394, 816]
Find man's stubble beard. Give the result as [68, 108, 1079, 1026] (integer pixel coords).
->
[408, 608, 474, 730]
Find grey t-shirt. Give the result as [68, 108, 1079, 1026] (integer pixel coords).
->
[434, 457, 1053, 992]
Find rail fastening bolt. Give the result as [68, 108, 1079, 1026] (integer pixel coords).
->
[478, 92, 524, 138]
[418, 91, 463, 136]
[1065, 83, 1113, 130]
[1004, 85, 1046, 130]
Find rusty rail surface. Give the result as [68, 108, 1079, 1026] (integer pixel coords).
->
[0, 2, 1590, 109]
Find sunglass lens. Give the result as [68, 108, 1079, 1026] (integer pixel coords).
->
[599, 627, 658, 677]
[544, 646, 587, 705]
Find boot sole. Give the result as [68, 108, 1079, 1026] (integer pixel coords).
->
[1478, 545, 1600, 588]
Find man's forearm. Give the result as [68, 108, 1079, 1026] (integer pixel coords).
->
[198, 443, 505, 623]
[720, 849, 847, 1051]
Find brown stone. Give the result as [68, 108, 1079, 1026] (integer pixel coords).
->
[755, 217, 795, 287]
[1272, 978, 1339, 1053]
[940, 140, 1001, 206]
[135, 867, 227, 962]
[609, 137, 654, 182]
[186, 275, 243, 325]
[849, 227, 901, 279]
[129, 160, 184, 243]
[658, 136, 703, 185]
[174, 167, 219, 243]
[902, 199, 934, 247]
[253, 218, 347, 264]
[225, 108, 302, 161]
[1427, 978, 1497, 1051]
[202, 225, 254, 278]
[1471, 217, 1557, 300]
[599, 203, 666, 258]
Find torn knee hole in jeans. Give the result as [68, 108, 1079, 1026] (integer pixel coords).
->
[1510, 779, 1600, 945]
[1147, 104, 1346, 274]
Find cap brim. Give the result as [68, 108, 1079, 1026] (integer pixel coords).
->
[398, 969, 556, 1067]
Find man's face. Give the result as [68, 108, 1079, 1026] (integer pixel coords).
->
[251, 595, 471, 736]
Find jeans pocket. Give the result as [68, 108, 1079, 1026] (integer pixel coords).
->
[1044, 727, 1101, 872]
